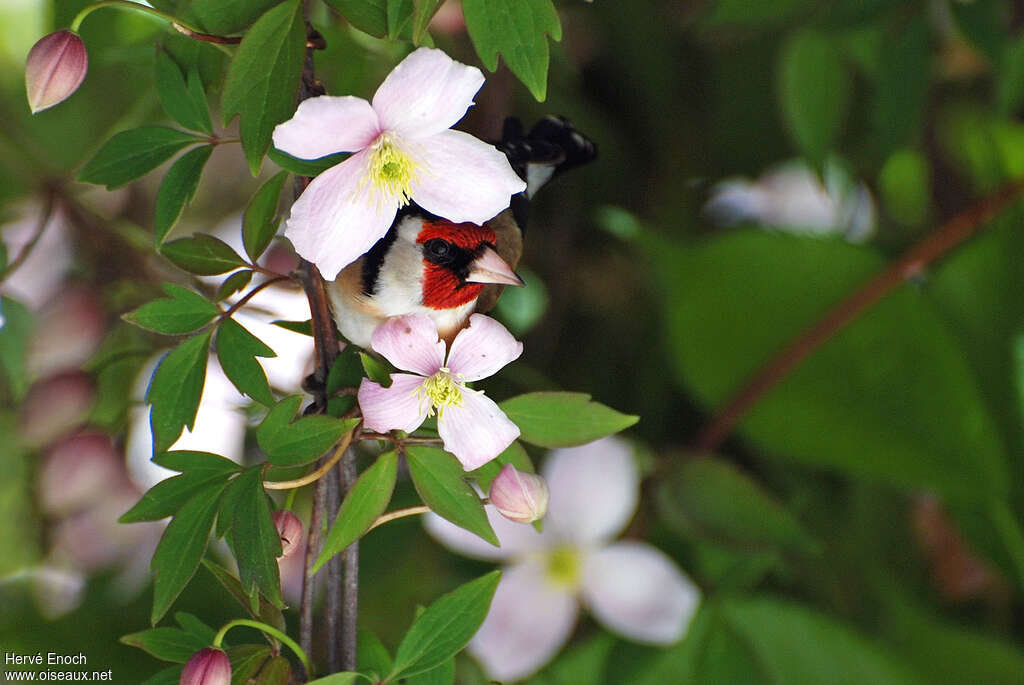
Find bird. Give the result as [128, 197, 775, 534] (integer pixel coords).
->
[327, 115, 597, 349]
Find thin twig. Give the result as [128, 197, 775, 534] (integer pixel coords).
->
[219, 275, 289, 321]
[358, 432, 443, 445]
[0, 191, 55, 286]
[264, 428, 355, 490]
[694, 177, 1024, 453]
[366, 506, 432, 533]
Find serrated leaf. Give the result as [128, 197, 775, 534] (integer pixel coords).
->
[154, 146, 213, 242]
[150, 481, 225, 624]
[389, 571, 502, 680]
[202, 559, 286, 631]
[161, 234, 248, 275]
[777, 30, 849, 162]
[120, 627, 208, 663]
[226, 466, 283, 609]
[499, 392, 638, 448]
[271, 319, 313, 335]
[120, 469, 235, 523]
[462, 0, 562, 101]
[154, 50, 212, 134]
[217, 318, 277, 406]
[470, 440, 534, 491]
[147, 332, 212, 454]
[222, 0, 305, 175]
[267, 147, 346, 176]
[314, 451, 398, 572]
[256, 395, 359, 466]
[78, 127, 202, 189]
[243, 171, 288, 261]
[124, 283, 220, 335]
[406, 446, 497, 546]
[215, 269, 254, 301]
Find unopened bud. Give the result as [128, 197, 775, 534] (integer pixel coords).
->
[25, 30, 88, 113]
[180, 648, 231, 685]
[489, 464, 549, 523]
[273, 510, 303, 558]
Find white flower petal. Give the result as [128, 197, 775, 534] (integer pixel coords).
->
[272, 95, 380, 159]
[370, 314, 445, 376]
[580, 541, 700, 644]
[283, 151, 398, 279]
[437, 389, 519, 470]
[446, 314, 523, 382]
[358, 375, 428, 434]
[409, 129, 526, 224]
[469, 560, 579, 682]
[424, 507, 548, 561]
[543, 437, 639, 545]
[372, 47, 484, 137]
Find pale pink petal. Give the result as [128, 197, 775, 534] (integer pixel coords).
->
[283, 150, 398, 279]
[581, 541, 700, 644]
[409, 130, 526, 224]
[437, 389, 519, 470]
[370, 314, 445, 376]
[543, 437, 638, 545]
[372, 47, 484, 137]
[358, 375, 428, 434]
[446, 314, 523, 382]
[272, 95, 380, 158]
[424, 506, 549, 561]
[469, 560, 579, 682]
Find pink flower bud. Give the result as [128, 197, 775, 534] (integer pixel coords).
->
[180, 648, 231, 685]
[489, 464, 549, 523]
[273, 510, 303, 558]
[25, 30, 88, 113]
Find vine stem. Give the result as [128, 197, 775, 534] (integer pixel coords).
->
[366, 506, 432, 533]
[693, 177, 1024, 453]
[211, 618, 311, 675]
[264, 427, 355, 490]
[69, 1, 235, 55]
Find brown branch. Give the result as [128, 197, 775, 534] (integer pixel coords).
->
[0, 190, 56, 286]
[693, 177, 1024, 453]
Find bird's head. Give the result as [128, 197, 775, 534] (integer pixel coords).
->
[416, 219, 524, 309]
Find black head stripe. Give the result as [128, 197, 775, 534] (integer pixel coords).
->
[361, 224, 399, 296]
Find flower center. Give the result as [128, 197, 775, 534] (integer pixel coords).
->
[417, 368, 463, 417]
[545, 547, 581, 589]
[368, 133, 415, 206]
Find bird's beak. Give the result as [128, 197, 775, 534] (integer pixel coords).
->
[466, 246, 525, 286]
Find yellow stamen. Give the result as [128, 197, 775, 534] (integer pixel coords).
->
[415, 368, 463, 418]
[366, 133, 416, 207]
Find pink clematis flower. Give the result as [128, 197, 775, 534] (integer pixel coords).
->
[272, 47, 526, 279]
[426, 437, 701, 682]
[357, 313, 521, 470]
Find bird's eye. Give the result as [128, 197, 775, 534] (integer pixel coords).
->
[425, 239, 452, 258]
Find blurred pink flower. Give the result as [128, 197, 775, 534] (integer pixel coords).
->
[25, 30, 88, 113]
[39, 432, 129, 516]
[426, 437, 701, 682]
[272, 47, 525, 278]
[358, 313, 521, 470]
[20, 371, 94, 447]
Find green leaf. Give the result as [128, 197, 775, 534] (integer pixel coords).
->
[217, 318, 277, 406]
[256, 395, 359, 466]
[254, 655, 292, 684]
[140, 665, 183, 685]
[305, 674, 365, 685]
[227, 645, 275, 684]
[151, 481, 226, 624]
[78, 127, 202, 189]
[314, 451, 398, 572]
[124, 283, 220, 335]
[201, 559, 286, 631]
[654, 230, 1008, 501]
[405, 659, 455, 685]
[386, 0, 414, 39]
[405, 446, 497, 546]
[215, 269, 254, 302]
[462, 0, 562, 101]
[470, 440, 534, 492]
[243, 171, 288, 261]
[412, 0, 443, 44]
[527, 634, 615, 685]
[0, 297, 34, 400]
[871, 17, 929, 155]
[997, 34, 1024, 117]
[328, 347, 367, 394]
[357, 628, 393, 680]
[389, 571, 502, 680]
[182, 0, 284, 35]
[160, 234, 248, 275]
[175, 612, 216, 644]
[322, 0, 389, 37]
[222, 0, 305, 175]
[226, 466, 283, 609]
[877, 148, 930, 227]
[120, 627, 208, 663]
[120, 469, 235, 523]
[267, 147, 346, 176]
[272, 319, 313, 336]
[154, 146, 213, 242]
[147, 332, 212, 454]
[360, 351, 393, 386]
[154, 450, 244, 475]
[154, 50, 212, 134]
[657, 457, 818, 554]
[499, 392, 638, 448]
[777, 30, 849, 162]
